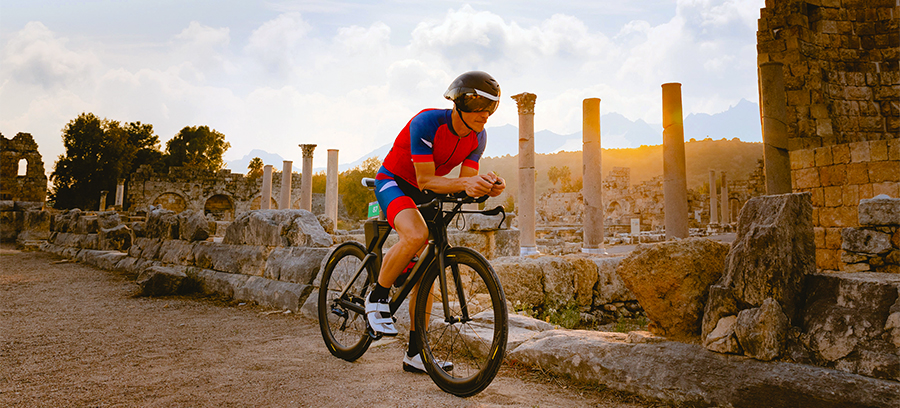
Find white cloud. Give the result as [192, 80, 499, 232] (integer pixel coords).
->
[1, 1, 766, 173]
[1, 22, 99, 89]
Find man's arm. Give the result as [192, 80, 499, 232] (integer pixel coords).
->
[414, 162, 494, 197]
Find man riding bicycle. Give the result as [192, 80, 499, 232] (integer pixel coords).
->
[366, 71, 506, 373]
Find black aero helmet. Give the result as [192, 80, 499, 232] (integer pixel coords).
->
[444, 71, 500, 114]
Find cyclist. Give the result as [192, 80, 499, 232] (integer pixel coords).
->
[366, 71, 506, 373]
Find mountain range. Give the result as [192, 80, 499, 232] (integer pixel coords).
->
[227, 98, 762, 173]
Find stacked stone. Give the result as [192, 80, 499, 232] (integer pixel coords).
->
[790, 139, 899, 270]
[0, 132, 47, 202]
[758, 0, 900, 271]
[840, 195, 900, 273]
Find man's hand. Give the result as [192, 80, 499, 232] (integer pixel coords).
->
[464, 175, 494, 197]
[483, 172, 506, 197]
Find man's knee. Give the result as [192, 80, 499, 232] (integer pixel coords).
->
[402, 227, 429, 248]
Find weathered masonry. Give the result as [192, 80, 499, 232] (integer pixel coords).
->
[757, 0, 900, 271]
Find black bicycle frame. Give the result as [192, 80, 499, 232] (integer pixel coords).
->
[330, 194, 494, 325]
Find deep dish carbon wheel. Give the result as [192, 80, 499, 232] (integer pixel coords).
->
[414, 247, 508, 397]
[318, 242, 373, 361]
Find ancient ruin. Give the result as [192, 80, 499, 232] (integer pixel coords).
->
[757, 0, 899, 271]
[0, 132, 47, 203]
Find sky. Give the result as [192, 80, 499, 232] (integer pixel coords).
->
[1, 0, 765, 170]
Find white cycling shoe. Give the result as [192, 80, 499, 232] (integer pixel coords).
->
[364, 297, 398, 336]
[403, 353, 454, 373]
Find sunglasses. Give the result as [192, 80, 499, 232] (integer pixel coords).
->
[455, 89, 499, 114]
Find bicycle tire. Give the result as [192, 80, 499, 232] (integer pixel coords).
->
[318, 242, 373, 361]
[414, 247, 508, 397]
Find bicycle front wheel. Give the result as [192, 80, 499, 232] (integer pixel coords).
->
[414, 247, 508, 397]
[318, 242, 373, 361]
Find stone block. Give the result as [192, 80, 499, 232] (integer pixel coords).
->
[590, 256, 633, 305]
[137, 266, 190, 296]
[793, 168, 820, 188]
[847, 162, 870, 184]
[818, 164, 847, 186]
[75, 216, 99, 234]
[816, 248, 840, 271]
[536, 256, 576, 308]
[824, 186, 842, 207]
[733, 298, 789, 361]
[224, 209, 331, 247]
[850, 141, 872, 162]
[98, 224, 133, 251]
[234, 276, 310, 312]
[832, 143, 851, 164]
[819, 206, 858, 228]
[97, 211, 121, 229]
[718, 193, 814, 324]
[617, 238, 730, 340]
[704, 315, 741, 354]
[824, 227, 843, 249]
[870, 140, 889, 161]
[158, 239, 195, 265]
[803, 272, 900, 381]
[814, 146, 833, 166]
[789, 149, 815, 169]
[465, 212, 513, 231]
[859, 196, 900, 226]
[264, 246, 330, 284]
[178, 210, 210, 242]
[493, 256, 545, 308]
[873, 182, 900, 199]
[869, 161, 899, 183]
[564, 256, 599, 307]
[145, 207, 179, 240]
[842, 228, 893, 254]
[192, 242, 270, 276]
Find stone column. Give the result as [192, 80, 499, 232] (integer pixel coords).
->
[661, 83, 689, 240]
[582, 98, 605, 254]
[279, 160, 293, 210]
[709, 170, 718, 224]
[325, 149, 339, 230]
[512, 92, 538, 256]
[99, 190, 108, 211]
[115, 179, 125, 207]
[299, 144, 316, 212]
[261, 165, 273, 209]
[721, 172, 730, 224]
[759, 61, 792, 194]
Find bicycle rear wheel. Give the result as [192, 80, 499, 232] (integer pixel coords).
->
[414, 247, 508, 397]
[318, 242, 373, 361]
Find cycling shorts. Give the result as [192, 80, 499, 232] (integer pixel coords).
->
[374, 167, 436, 228]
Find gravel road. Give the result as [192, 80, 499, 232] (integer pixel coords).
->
[1, 245, 664, 407]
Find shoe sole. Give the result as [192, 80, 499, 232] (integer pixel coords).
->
[403, 361, 453, 374]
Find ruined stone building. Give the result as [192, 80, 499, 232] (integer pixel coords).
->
[128, 165, 305, 221]
[0, 132, 47, 203]
[537, 165, 766, 232]
[758, 0, 900, 271]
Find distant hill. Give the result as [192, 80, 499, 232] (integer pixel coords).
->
[226, 149, 300, 174]
[479, 138, 764, 199]
[227, 99, 763, 175]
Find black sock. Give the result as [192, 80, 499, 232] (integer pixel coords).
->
[369, 283, 390, 302]
[407, 330, 420, 357]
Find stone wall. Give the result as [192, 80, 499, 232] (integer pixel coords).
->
[758, 0, 900, 271]
[127, 165, 347, 222]
[0, 132, 47, 202]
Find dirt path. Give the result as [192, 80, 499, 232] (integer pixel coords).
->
[0, 245, 664, 407]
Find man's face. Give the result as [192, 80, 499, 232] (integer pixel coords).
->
[460, 110, 492, 133]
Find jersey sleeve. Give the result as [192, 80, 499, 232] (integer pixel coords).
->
[463, 130, 487, 170]
[408, 110, 441, 164]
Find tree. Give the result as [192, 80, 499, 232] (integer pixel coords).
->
[247, 157, 264, 179]
[165, 125, 230, 172]
[50, 113, 163, 209]
[338, 157, 381, 220]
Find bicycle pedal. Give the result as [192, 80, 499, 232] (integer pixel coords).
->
[367, 328, 383, 341]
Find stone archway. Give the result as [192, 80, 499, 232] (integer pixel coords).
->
[204, 194, 235, 221]
[152, 192, 188, 213]
[250, 196, 278, 210]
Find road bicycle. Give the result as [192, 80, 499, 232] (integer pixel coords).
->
[317, 178, 508, 397]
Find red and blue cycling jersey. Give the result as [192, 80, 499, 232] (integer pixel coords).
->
[375, 109, 487, 226]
